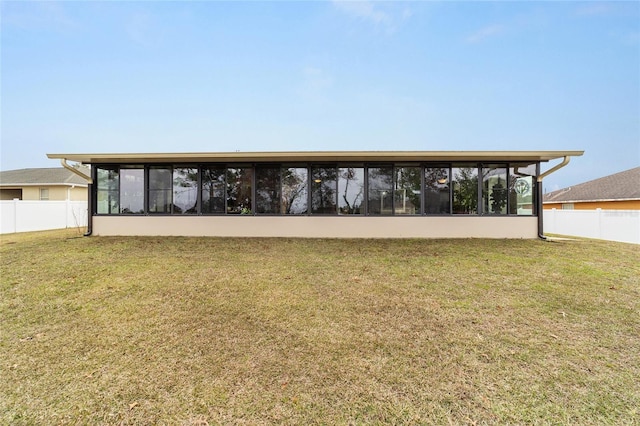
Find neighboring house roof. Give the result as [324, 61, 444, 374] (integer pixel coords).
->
[544, 166, 640, 203]
[0, 167, 90, 187]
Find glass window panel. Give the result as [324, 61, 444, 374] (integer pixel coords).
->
[338, 167, 364, 215]
[452, 165, 478, 214]
[97, 167, 119, 214]
[201, 167, 225, 214]
[311, 166, 337, 214]
[120, 167, 144, 214]
[367, 167, 393, 215]
[482, 165, 508, 215]
[226, 167, 253, 214]
[395, 166, 421, 215]
[282, 167, 308, 214]
[149, 166, 172, 214]
[509, 163, 537, 215]
[424, 167, 449, 214]
[256, 167, 281, 214]
[173, 167, 198, 214]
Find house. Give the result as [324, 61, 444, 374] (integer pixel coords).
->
[46, 150, 583, 238]
[544, 166, 640, 210]
[0, 167, 89, 201]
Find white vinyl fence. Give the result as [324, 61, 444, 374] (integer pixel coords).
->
[0, 200, 87, 234]
[544, 209, 640, 244]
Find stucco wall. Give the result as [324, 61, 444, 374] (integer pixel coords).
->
[16, 186, 87, 201]
[92, 216, 539, 239]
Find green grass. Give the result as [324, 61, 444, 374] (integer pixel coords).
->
[1, 229, 639, 425]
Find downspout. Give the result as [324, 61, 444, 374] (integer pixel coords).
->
[537, 156, 571, 240]
[59, 159, 93, 236]
[85, 182, 93, 236]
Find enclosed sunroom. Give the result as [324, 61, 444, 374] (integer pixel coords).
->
[47, 151, 582, 238]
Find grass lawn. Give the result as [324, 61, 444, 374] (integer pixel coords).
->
[1, 229, 639, 425]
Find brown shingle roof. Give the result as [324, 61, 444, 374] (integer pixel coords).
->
[544, 167, 640, 203]
[0, 167, 89, 187]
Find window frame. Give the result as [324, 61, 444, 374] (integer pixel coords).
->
[119, 166, 145, 215]
[481, 164, 509, 216]
[200, 165, 226, 215]
[310, 164, 338, 215]
[366, 164, 394, 216]
[172, 166, 199, 215]
[337, 165, 365, 215]
[39, 188, 49, 201]
[90, 161, 540, 217]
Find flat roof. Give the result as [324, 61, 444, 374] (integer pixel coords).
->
[47, 150, 584, 164]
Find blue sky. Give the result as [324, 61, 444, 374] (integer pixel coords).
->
[1, 1, 638, 191]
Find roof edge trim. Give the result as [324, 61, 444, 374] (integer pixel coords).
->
[47, 150, 585, 164]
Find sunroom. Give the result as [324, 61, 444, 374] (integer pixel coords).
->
[47, 150, 583, 238]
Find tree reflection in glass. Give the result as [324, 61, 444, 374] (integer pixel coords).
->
[311, 166, 337, 214]
[201, 166, 225, 214]
[395, 166, 421, 215]
[282, 167, 308, 214]
[338, 167, 364, 214]
[226, 167, 253, 214]
[256, 167, 281, 214]
[173, 167, 198, 214]
[96, 167, 119, 214]
[452, 166, 478, 214]
[425, 167, 450, 214]
[482, 165, 507, 215]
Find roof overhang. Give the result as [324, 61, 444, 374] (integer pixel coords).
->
[47, 150, 584, 164]
[0, 183, 88, 188]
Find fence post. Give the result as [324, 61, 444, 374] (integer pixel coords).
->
[596, 208, 602, 240]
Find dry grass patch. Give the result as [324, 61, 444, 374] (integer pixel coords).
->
[1, 230, 639, 424]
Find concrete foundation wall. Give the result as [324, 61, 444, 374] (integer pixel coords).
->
[93, 216, 538, 239]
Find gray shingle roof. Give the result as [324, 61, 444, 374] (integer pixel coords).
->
[544, 166, 640, 203]
[0, 167, 89, 186]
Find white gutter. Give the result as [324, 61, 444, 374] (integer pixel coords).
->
[537, 155, 572, 240]
[60, 158, 92, 184]
[57, 159, 94, 237]
[538, 156, 571, 182]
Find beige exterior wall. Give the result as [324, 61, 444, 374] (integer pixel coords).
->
[10, 186, 87, 201]
[68, 186, 88, 201]
[93, 216, 539, 238]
